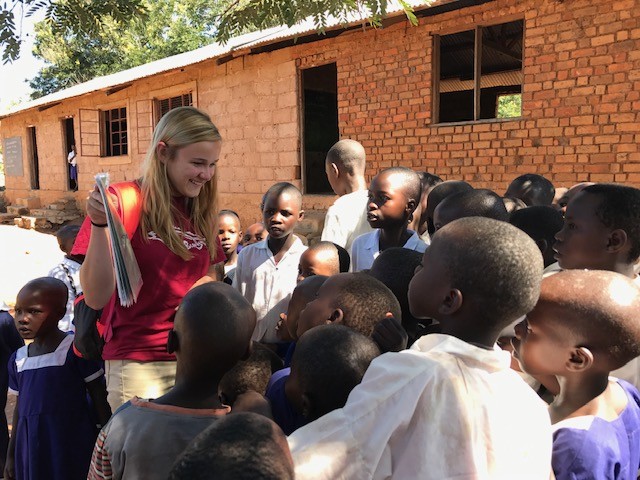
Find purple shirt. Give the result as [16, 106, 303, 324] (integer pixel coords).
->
[265, 368, 307, 435]
[552, 379, 640, 480]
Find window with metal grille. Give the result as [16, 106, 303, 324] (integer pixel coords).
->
[102, 107, 128, 157]
[156, 93, 193, 122]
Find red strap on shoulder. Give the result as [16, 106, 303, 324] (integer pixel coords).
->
[110, 181, 143, 239]
[71, 181, 142, 256]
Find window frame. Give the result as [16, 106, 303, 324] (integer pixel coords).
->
[432, 18, 524, 125]
[154, 92, 193, 124]
[100, 106, 128, 157]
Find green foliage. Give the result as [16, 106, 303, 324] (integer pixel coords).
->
[496, 93, 522, 119]
[1, 0, 146, 63]
[29, 0, 230, 98]
[215, 0, 419, 44]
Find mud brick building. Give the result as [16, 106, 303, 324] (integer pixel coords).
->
[1, 0, 639, 231]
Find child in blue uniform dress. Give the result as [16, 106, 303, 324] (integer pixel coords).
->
[4, 278, 111, 480]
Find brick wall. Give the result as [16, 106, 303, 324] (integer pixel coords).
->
[288, 0, 640, 192]
[1, 0, 639, 230]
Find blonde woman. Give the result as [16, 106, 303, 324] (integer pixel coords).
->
[77, 107, 225, 410]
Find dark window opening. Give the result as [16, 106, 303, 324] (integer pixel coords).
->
[156, 92, 193, 123]
[301, 63, 339, 194]
[436, 20, 523, 123]
[102, 107, 128, 157]
[27, 126, 40, 190]
[63, 118, 76, 190]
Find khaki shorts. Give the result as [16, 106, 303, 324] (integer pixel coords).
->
[105, 359, 177, 411]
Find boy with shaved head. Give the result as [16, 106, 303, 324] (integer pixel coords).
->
[289, 218, 551, 478]
[513, 270, 640, 479]
[88, 282, 256, 479]
[351, 167, 426, 272]
[321, 139, 372, 252]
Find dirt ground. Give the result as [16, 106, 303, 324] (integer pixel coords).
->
[0, 224, 64, 307]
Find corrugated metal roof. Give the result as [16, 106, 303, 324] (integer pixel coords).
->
[1, 0, 441, 118]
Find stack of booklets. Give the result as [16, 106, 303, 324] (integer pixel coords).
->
[95, 173, 143, 307]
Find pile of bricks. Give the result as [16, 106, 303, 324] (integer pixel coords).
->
[7, 197, 83, 230]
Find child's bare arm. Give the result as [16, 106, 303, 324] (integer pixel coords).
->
[87, 378, 112, 427]
[4, 399, 18, 480]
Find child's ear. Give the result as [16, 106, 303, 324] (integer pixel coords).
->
[606, 229, 628, 254]
[438, 289, 463, 316]
[166, 329, 179, 354]
[298, 209, 305, 221]
[406, 199, 418, 217]
[566, 346, 594, 372]
[328, 308, 344, 324]
[330, 162, 340, 179]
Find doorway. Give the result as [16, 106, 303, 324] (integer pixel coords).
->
[63, 118, 77, 190]
[27, 126, 40, 190]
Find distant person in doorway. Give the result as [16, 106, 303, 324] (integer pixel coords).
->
[68, 145, 78, 191]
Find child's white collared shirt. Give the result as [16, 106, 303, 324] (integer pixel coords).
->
[350, 229, 427, 272]
[233, 237, 307, 342]
[289, 334, 552, 480]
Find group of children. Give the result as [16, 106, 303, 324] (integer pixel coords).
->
[3, 137, 640, 479]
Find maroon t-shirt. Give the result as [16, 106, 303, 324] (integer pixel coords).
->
[74, 194, 224, 361]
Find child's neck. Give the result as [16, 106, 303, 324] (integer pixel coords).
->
[551, 373, 620, 424]
[341, 176, 367, 196]
[438, 317, 499, 350]
[225, 250, 238, 267]
[29, 328, 67, 357]
[153, 375, 224, 410]
[379, 224, 411, 252]
[268, 233, 296, 261]
[65, 254, 84, 264]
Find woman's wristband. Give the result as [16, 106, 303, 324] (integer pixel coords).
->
[90, 220, 108, 228]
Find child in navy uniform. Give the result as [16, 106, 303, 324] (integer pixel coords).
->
[351, 167, 426, 272]
[5, 278, 110, 480]
[513, 270, 640, 480]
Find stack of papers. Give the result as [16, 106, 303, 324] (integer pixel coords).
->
[95, 173, 143, 307]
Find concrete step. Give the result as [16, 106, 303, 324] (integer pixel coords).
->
[0, 213, 18, 225]
[14, 197, 40, 209]
[6, 205, 28, 215]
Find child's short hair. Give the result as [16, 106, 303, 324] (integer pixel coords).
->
[505, 174, 555, 206]
[435, 189, 509, 227]
[55, 224, 81, 242]
[293, 324, 380, 420]
[334, 273, 402, 336]
[510, 206, 564, 250]
[581, 184, 640, 262]
[174, 283, 255, 373]
[426, 181, 474, 234]
[379, 167, 422, 203]
[20, 277, 68, 317]
[326, 139, 366, 175]
[332, 243, 351, 272]
[218, 209, 240, 220]
[369, 248, 423, 331]
[169, 413, 294, 480]
[306, 241, 341, 275]
[417, 171, 443, 192]
[262, 182, 303, 210]
[539, 270, 640, 369]
[435, 217, 543, 329]
[219, 346, 273, 405]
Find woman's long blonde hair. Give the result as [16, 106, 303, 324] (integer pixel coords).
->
[141, 106, 221, 260]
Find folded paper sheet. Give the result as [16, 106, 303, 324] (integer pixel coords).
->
[95, 173, 143, 307]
